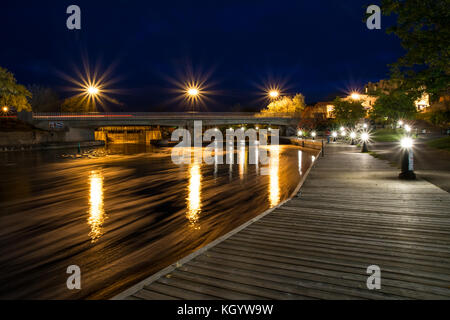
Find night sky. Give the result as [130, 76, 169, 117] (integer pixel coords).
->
[1, 0, 404, 111]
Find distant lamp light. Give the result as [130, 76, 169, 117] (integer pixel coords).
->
[351, 92, 361, 100]
[363, 123, 368, 129]
[340, 126, 345, 131]
[332, 131, 338, 138]
[2, 106, 9, 113]
[398, 120, 404, 126]
[87, 86, 99, 95]
[268, 127, 272, 131]
[361, 132, 369, 141]
[255, 126, 259, 130]
[341, 131, 346, 137]
[297, 130, 303, 136]
[350, 131, 356, 145]
[361, 132, 369, 152]
[187, 87, 199, 97]
[269, 90, 279, 99]
[311, 131, 316, 140]
[405, 125, 412, 133]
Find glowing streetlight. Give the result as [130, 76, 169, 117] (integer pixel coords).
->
[341, 131, 346, 137]
[187, 87, 199, 97]
[87, 86, 99, 95]
[332, 131, 337, 142]
[398, 120, 404, 128]
[340, 126, 345, 132]
[269, 90, 280, 99]
[311, 131, 316, 140]
[350, 131, 356, 145]
[1, 106, 9, 113]
[360, 132, 369, 152]
[399, 137, 416, 180]
[363, 123, 368, 129]
[351, 92, 361, 100]
[297, 130, 303, 137]
[405, 125, 412, 133]
[401, 137, 413, 149]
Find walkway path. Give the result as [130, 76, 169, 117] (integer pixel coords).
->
[115, 144, 450, 300]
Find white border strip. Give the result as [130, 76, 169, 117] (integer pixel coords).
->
[111, 147, 322, 300]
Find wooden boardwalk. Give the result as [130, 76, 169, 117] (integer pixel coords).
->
[115, 144, 450, 300]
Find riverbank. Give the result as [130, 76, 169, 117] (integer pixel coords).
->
[116, 143, 450, 300]
[0, 139, 104, 152]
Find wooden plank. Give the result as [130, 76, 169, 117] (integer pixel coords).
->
[118, 144, 450, 300]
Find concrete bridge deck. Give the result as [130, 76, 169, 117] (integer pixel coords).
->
[114, 143, 450, 300]
[31, 112, 298, 129]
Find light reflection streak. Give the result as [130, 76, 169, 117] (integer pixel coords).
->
[269, 145, 280, 208]
[238, 143, 246, 179]
[186, 162, 202, 228]
[87, 171, 106, 242]
[298, 150, 303, 175]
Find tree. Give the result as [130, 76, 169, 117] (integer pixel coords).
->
[381, 0, 450, 102]
[28, 85, 60, 112]
[261, 93, 306, 114]
[61, 96, 96, 112]
[370, 90, 417, 123]
[331, 98, 366, 125]
[0, 66, 32, 112]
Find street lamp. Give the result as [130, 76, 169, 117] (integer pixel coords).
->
[398, 120, 404, 128]
[350, 132, 356, 145]
[87, 86, 99, 95]
[1, 106, 9, 113]
[363, 123, 368, 129]
[332, 131, 337, 142]
[361, 132, 369, 152]
[399, 137, 416, 180]
[311, 131, 316, 140]
[404, 125, 412, 134]
[187, 88, 199, 97]
[297, 130, 303, 138]
[351, 92, 361, 100]
[268, 90, 280, 99]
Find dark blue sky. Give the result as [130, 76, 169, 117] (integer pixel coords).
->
[1, 0, 403, 111]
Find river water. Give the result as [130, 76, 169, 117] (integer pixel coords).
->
[0, 143, 317, 299]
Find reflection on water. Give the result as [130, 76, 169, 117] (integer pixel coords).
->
[269, 145, 280, 208]
[298, 150, 303, 175]
[186, 162, 202, 228]
[87, 171, 106, 242]
[0, 143, 318, 299]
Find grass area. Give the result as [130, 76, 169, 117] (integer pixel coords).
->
[371, 128, 406, 142]
[427, 136, 450, 152]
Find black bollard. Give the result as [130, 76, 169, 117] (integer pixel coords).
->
[399, 148, 416, 180]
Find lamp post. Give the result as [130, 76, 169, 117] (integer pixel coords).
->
[2, 106, 9, 113]
[350, 132, 356, 145]
[361, 132, 369, 152]
[297, 130, 303, 140]
[311, 131, 316, 141]
[332, 131, 337, 142]
[399, 137, 416, 180]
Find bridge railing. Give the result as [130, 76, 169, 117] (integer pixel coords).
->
[32, 112, 300, 120]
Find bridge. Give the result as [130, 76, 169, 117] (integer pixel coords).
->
[31, 112, 298, 128]
[27, 112, 299, 143]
